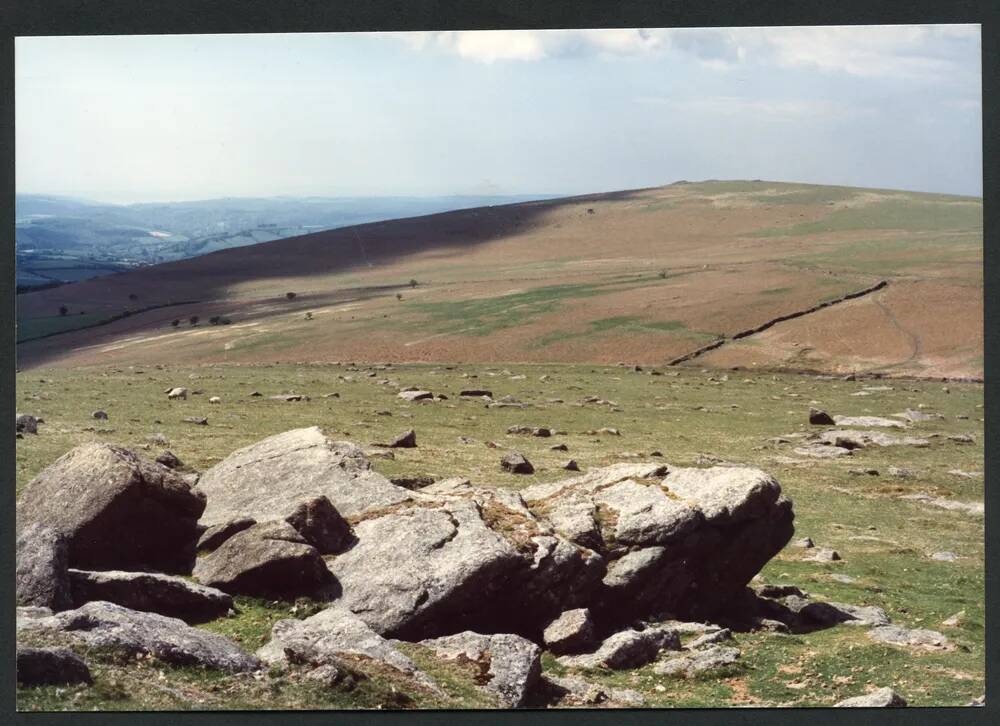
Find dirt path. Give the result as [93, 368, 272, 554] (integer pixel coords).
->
[871, 291, 922, 366]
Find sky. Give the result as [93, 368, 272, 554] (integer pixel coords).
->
[15, 26, 982, 204]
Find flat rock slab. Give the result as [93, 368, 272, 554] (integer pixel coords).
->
[835, 687, 907, 707]
[653, 645, 741, 677]
[868, 625, 952, 651]
[194, 427, 410, 525]
[17, 647, 92, 686]
[815, 430, 930, 449]
[398, 390, 433, 402]
[418, 631, 541, 708]
[833, 416, 907, 428]
[68, 569, 233, 623]
[793, 444, 852, 459]
[900, 494, 983, 517]
[23, 601, 260, 672]
[16, 443, 206, 574]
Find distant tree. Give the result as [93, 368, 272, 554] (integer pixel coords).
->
[58, 305, 68, 316]
[221, 318, 232, 325]
[409, 279, 418, 288]
[286, 292, 297, 300]
[189, 315, 199, 326]
[305, 311, 313, 320]
[171, 319, 180, 328]
[209, 316, 221, 325]
[128, 293, 138, 301]
[122, 310, 132, 317]
[396, 293, 403, 301]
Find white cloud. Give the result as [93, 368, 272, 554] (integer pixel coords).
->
[383, 25, 980, 79]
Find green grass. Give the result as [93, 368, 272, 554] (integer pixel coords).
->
[411, 279, 660, 337]
[752, 198, 982, 238]
[15, 362, 984, 709]
[781, 235, 982, 277]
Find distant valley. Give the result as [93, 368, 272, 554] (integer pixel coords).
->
[15, 193, 551, 291]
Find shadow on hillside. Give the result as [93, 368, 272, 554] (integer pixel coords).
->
[17, 187, 656, 367]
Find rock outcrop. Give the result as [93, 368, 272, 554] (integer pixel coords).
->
[16, 524, 72, 611]
[17, 647, 92, 686]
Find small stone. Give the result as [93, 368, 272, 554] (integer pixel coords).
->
[562, 460, 580, 471]
[931, 551, 959, 562]
[792, 537, 814, 549]
[501, 452, 534, 475]
[389, 430, 417, 448]
[809, 548, 841, 562]
[92, 410, 109, 420]
[543, 608, 595, 655]
[809, 408, 835, 425]
[835, 687, 907, 708]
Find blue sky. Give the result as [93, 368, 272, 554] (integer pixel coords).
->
[15, 26, 982, 203]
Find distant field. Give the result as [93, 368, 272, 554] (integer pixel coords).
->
[15, 181, 983, 379]
[15, 362, 984, 709]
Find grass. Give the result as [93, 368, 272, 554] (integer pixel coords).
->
[15, 362, 984, 709]
[752, 198, 983, 238]
[780, 235, 982, 277]
[410, 281, 640, 337]
[17, 313, 108, 343]
[532, 316, 720, 349]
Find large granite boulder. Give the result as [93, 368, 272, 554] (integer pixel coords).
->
[21, 601, 259, 672]
[193, 521, 332, 598]
[67, 569, 233, 623]
[16, 444, 206, 574]
[194, 427, 410, 525]
[16, 524, 72, 611]
[521, 463, 794, 624]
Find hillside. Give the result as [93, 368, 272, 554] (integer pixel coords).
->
[15, 181, 983, 378]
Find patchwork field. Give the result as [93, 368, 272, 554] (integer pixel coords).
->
[15, 181, 983, 379]
[15, 362, 984, 710]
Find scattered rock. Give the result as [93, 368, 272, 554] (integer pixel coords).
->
[807, 548, 841, 562]
[209, 396, 222, 404]
[792, 537, 814, 549]
[183, 416, 208, 426]
[543, 608, 595, 654]
[653, 645, 741, 677]
[398, 390, 433, 402]
[899, 494, 983, 517]
[815, 430, 929, 449]
[501, 452, 534, 475]
[808, 408, 835, 425]
[942, 611, 965, 627]
[460, 389, 493, 398]
[793, 444, 852, 459]
[562, 460, 580, 472]
[931, 551, 959, 562]
[16, 647, 92, 687]
[868, 625, 952, 650]
[166, 387, 188, 400]
[16, 413, 39, 434]
[16, 443, 206, 574]
[24, 601, 260, 672]
[947, 433, 974, 444]
[835, 687, 907, 707]
[887, 466, 919, 479]
[849, 468, 880, 476]
[418, 631, 541, 708]
[550, 443, 569, 452]
[92, 410, 109, 420]
[67, 569, 233, 623]
[269, 394, 309, 402]
[193, 521, 331, 598]
[16, 524, 72, 611]
[389, 430, 417, 448]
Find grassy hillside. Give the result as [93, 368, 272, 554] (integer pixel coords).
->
[15, 181, 982, 378]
